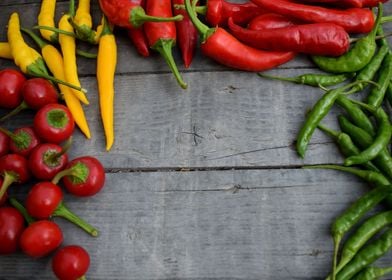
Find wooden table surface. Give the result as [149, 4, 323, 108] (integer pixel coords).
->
[1, 1, 392, 279]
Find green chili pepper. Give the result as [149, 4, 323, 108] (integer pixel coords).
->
[257, 72, 353, 87]
[316, 124, 379, 172]
[335, 211, 392, 276]
[311, 4, 383, 73]
[351, 266, 392, 280]
[336, 227, 392, 280]
[338, 115, 392, 180]
[367, 52, 392, 108]
[296, 80, 372, 158]
[304, 164, 390, 187]
[332, 185, 392, 280]
[336, 96, 376, 137]
[343, 102, 391, 167]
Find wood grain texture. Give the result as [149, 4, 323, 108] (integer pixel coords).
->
[2, 169, 390, 280]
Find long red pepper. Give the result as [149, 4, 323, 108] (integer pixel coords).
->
[184, 0, 294, 72]
[98, 0, 183, 29]
[228, 18, 350, 56]
[127, 27, 150, 57]
[250, 0, 375, 33]
[144, 0, 187, 89]
[173, 0, 198, 68]
[247, 13, 300, 30]
[295, 0, 388, 7]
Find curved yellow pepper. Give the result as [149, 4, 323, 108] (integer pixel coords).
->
[97, 16, 117, 151]
[58, 14, 89, 105]
[38, 0, 58, 42]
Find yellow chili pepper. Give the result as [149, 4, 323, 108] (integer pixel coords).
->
[97, 16, 117, 151]
[38, 0, 58, 43]
[0, 42, 13, 59]
[58, 14, 89, 105]
[21, 28, 91, 139]
[7, 12, 85, 92]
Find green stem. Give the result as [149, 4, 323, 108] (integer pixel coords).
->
[0, 172, 18, 202]
[0, 101, 29, 123]
[8, 198, 35, 225]
[21, 27, 47, 49]
[173, 4, 207, 15]
[78, 276, 87, 280]
[154, 39, 187, 89]
[53, 202, 98, 237]
[27, 62, 88, 93]
[184, 0, 213, 42]
[47, 137, 73, 163]
[381, 15, 392, 24]
[51, 162, 86, 185]
[33, 25, 76, 38]
[130, 6, 183, 28]
[69, 0, 75, 17]
[76, 49, 97, 59]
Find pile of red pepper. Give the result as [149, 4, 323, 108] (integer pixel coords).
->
[99, 0, 389, 89]
[0, 68, 106, 280]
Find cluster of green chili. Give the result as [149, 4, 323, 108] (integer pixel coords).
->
[261, 3, 392, 279]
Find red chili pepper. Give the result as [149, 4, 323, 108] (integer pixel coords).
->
[292, 0, 363, 8]
[127, 27, 150, 57]
[228, 18, 349, 56]
[98, 0, 183, 29]
[247, 13, 300, 30]
[184, 0, 295, 72]
[144, 0, 187, 89]
[250, 0, 375, 33]
[361, 0, 389, 7]
[173, 0, 198, 68]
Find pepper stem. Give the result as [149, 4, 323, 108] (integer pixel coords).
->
[47, 137, 73, 163]
[8, 197, 35, 225]
[130, 6, 184, 28]
[21, 28, 48, 49]
[33, 25, 76, 37]
[173, 4, 207, 15]
[0, 172, 18, 201]
[184, 0, 212, 42]
[0, 101, 29, 123]
[27, 62, 88, 93]
[51, 162, 87, 185]
[316, 123, 339, 139]
[53, 202, 98, 237]
[153, 39, 187, 89]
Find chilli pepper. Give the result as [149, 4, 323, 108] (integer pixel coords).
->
[21, 28, 91, 139]
[258, 72, 353, 87]
[295, 80, 366, 158]
[336, 227, 392, 280]
[69, 0, 97, 44]
[38, 0, 58, 43]
[144, 0, 187, 89]
[312, 4, 382, 73]
[228, 18, 350, 57]
[338, 114, 392, 180]
[58, 12, 89, 105]
[250, 0, 375, 33]
[98, 0, 183, 29]
[316, 124, 379, 172]
[0, 43, 12, 60]
[7, 13, 86, 94]
[335, 211, 392, 276]
[247, 13, 300, 30]
[331, 185, 392, 279]
[366, 52, 392, 108]
[185, 0, 295, 72]
[127, 27, 150, 57]
[351, 266, 392, 280]
[343, 101, 391, 167]
[173, 0, 198, 68]
[186, 0, 266, 26]
[97, 16, 117, 150]
[294, 0, 363, 7]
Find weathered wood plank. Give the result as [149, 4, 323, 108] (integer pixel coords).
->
[1, 168, 389, 279]
[0, 69, 351, 169]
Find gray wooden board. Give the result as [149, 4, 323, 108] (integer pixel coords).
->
[1, 169, 391, 280]
[1, 1, 392, 280]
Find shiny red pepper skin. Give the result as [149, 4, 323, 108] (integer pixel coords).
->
[247, 13, 300, 29]
[201, 28, 295, 71]
[250, 0, 375, 33]
[99, 0, 141, 28]
[293, 0, 363, 7]
[228, 18, 349, 56]
[127, 27, 150, 57]
[173, 0, 198, 68]
[206, 0, 266, 26]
